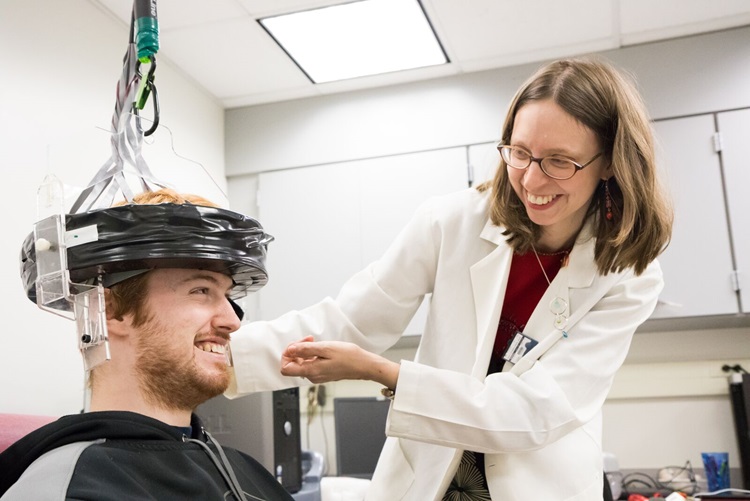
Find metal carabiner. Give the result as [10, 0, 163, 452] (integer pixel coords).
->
[134, 57, 160, 136]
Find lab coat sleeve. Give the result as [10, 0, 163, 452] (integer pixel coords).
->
[385, 260, 663, 453]
[226, 197, 441, 396]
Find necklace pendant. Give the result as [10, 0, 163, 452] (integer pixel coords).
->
[549, 296, 567, 315]
[553, 313, 568, 330]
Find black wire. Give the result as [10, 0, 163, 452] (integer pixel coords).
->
[129, 7, 135, 44]
[622, 471, 660, 490]
[658, 461, 699, 495]
[723, 364, 748, 373]
[621, 461, 699, 496]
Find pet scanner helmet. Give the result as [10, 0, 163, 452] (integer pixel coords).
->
[19, 181, 273, 371]
[19, 11, 273, 371]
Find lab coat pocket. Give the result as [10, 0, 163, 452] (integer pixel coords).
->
[485, 427, 601, 500]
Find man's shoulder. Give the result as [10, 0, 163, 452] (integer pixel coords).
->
[0, 410, 180, 496]
[1, 441, 100, 500]
[74, 439, 294, 500]
[4, 437, 293, 501]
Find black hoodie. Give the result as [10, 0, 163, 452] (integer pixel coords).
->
[0, 410, 293, 500]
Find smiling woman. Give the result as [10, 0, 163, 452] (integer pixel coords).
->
[503, 98, 610, 253]
[228, 56, 673, 501]
[487, 58, 672, 275]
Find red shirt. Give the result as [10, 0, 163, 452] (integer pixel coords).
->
[487, 250, 568, 374]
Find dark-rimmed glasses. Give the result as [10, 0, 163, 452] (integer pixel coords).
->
[497, 144, 604, 180]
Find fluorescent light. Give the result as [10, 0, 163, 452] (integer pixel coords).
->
[259, 0, 448, 83]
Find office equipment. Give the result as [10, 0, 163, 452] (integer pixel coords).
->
[197, 388, 302, 493]
[292, 450, 324, 501]
[729, 373, 750, 489]
[333, 397, 390, 479]
[603, 452, 622, 499]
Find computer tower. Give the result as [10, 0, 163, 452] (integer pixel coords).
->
[729, 373, 750, 489]
[196, 388, 302, 493]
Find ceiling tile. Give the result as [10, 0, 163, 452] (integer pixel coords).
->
[620, 0, 750, 44]
[160, 17, 311, 100]
[427, 0, 616, 66]
[237, 0, 349, 18]
[88, 0, 750, 108]
[94, 0, 249, 30]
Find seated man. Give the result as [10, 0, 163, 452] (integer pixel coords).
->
[0, 190, 292, 501]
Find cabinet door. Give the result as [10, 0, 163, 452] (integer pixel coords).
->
[358, 148, 468, 335]
[468, 142, 501, 187]
[257, 148, 468, 331]
[651, 115, 739, 318]
[257, 164, 362, 320]
[717, 109, 750, 313]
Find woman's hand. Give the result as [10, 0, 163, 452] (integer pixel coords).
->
[281, 336, 399, 389]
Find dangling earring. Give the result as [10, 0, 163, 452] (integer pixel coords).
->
[604, 178, 613, 221]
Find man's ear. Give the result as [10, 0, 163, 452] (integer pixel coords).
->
[104, 288, 129, 337]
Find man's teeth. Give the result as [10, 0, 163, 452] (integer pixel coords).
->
[527, 194, 555, 205]
[197, 342, 226, 354]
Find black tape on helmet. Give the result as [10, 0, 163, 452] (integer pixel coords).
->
[20, 203, 273, 312]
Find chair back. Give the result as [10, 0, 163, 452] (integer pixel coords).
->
[0, 414, 57, 453]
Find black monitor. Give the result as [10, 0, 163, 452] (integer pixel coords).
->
[333, 397, 390, 479]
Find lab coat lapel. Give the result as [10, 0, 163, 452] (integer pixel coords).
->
[509, 225, 604, 375]
[520, 260, 573, 351]
[523, 224, 598, 343]
[469, 220, 512, 378]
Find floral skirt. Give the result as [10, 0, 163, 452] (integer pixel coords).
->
[442, 451, 492, 501]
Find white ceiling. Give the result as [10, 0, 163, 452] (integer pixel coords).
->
[90, 0, 750, 109]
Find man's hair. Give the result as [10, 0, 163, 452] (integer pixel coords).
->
[106, 272, 152, 327]
[106, 188, 219, 323]
[114, 188, 218, 208]
[478, 57, 673, 275]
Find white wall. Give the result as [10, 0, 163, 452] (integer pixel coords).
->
[0, 0, 226, 416]
[225, 26, 750, 473]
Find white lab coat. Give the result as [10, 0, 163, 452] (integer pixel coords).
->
[227, 187, 663, 501]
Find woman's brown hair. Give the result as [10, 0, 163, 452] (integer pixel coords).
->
[479, 57, 672, 275]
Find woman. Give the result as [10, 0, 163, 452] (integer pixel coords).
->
[226, 57, 672, 500]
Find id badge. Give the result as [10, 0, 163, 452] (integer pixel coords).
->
[502, 331, 539, 365]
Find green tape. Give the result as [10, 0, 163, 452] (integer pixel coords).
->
[135, 17, 159, 61]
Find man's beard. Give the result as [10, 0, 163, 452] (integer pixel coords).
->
[134, 317, 230, 412]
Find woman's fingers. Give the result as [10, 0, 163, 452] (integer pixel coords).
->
[280, 341, 367, 382]
[287, 341, 333, 360]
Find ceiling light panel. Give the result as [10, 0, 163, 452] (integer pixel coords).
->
[259, 0, 448, 83]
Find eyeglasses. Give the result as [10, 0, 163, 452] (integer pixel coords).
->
[497, 144, 604, 180]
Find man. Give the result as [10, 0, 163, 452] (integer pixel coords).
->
[0, 190, 292, 501]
